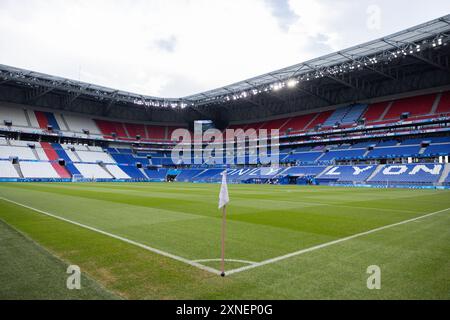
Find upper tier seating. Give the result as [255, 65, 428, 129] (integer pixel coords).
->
[95, 120, 128, 138]
[0, 105, 28, 127]
[323, 106, 351, 127]
[341, 104, 367, 124]
[259, 118, 291, 131]
[146, 125, 166, 140]
[125, 123, 147, 139]
[35, 111, 61, 130]
[363, 101, 390, 122]
[383, 94, 435, 120]
[436, 91, 450, 114]
[283, 113, 318, 132]
[64, 114, 101, 134]
[305, 111, 334, 130]
[322, 104, 367, 127]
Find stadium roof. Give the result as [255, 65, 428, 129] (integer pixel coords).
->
[1, 14, 450, 125]
[185, 14, 450, 106]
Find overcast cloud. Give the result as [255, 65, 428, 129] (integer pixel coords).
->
[0, 0, 449, 97]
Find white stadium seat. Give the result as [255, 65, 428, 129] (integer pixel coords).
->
[0, 104, 28, 127]
[20, 162, 59, 178]
[35, 148, 49, 161]
[76, 151, 114, 163]
[105, 164, 130, 179]
[0, 161, 20, 178]
[26, 109, 40, 128]
[64, 114, 101, 134]
[74, 163, 113, 179]
[54, 113, 69, 131]
[0, 146, 36, 160]
[9, 140, 33, 147]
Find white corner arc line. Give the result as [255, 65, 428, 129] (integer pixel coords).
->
[226, 207, 450, 276]
[193, 258, 256, 265]
[0, 197, 222, 276]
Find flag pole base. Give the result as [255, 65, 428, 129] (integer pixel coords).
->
[221, 272, 226, 277]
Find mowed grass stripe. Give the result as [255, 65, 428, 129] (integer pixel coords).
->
[0, 218, 118, 300]
[0, 186, 336, 262]
[0, 183, 449, 299]
[1, 183, 449, 264]
[0, 185, 450, 299]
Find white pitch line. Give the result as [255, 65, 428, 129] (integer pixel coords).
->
[0, 197, 222, 276]
[193, 258, 256, 265]
[225, 207, 450, 276]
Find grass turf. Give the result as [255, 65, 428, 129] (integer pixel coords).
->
[0, 182, 449, 299]
[0, 218, 117, 299]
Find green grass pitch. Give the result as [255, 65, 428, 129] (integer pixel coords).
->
[0, 182, 449, 299]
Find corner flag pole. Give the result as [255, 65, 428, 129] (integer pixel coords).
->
[220, 204, 227, 277]
[218, 170, 229, 277]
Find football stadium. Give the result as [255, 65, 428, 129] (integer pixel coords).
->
[0, 3, 449, 304]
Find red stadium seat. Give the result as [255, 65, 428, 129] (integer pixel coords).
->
[436, 91, 450, 114]
[383, 94, 436, 119]
[363, 102, 390, 122]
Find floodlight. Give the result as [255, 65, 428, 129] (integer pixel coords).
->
[287, 79, 298, 88]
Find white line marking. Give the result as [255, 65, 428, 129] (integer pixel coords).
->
[193, 258, 256, 265]
[225, 207, 450, 276]
[0, 197, 222, 276]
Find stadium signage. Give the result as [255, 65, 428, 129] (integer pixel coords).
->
[325, 164, 442, 176]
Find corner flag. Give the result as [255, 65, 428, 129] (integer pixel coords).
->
[218, 171, 229, 209]
[219, 170, 229, 277]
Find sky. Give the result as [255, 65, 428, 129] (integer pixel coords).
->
[0, 0, 449, 98]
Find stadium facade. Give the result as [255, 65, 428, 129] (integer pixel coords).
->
[0, 15, 450, 188]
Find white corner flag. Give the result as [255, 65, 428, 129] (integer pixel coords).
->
[219, 170, 229, 277]
[218, 170, 229, 209]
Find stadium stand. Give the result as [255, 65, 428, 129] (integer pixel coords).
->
[74, 163, 113, 179]
[20, 162, 60, 179]
[0, 161, 20, 178]
[384, 94, 436, 119]
[1, 19, 450, 187]
[320, 165, 377, 183]
[175, 169, 204, 182]
[436, 91, 450, 114]
[368, 164, 444, 185]
[64, 114, 102, 134]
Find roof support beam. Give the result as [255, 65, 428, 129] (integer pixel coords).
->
[383, 39, 450, 73]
